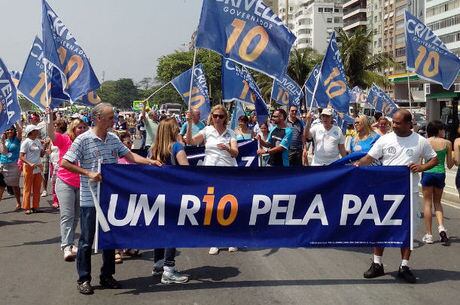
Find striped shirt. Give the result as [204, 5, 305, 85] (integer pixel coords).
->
[63, 129, 129, 207]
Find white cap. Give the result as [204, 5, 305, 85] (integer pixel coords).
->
[24, 125, 41, 137]
[321, 108, 333, 116]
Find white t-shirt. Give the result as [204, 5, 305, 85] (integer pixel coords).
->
[368, 132, 437, 190]
[20, 138, 43, 173]
[310, 124, 345, 165]
[199, 126, 237, 166]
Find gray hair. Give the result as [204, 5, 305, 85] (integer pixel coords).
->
[91, 102, 113, 118]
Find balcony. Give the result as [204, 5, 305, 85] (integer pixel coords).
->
[343, 20, 367, 31]
[343, 8, 367, 20]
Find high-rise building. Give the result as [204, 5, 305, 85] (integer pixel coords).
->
[367, 0, 383, 55]
[265, 0, 279, 13]
[343, 0, 367, 32]
[278, 0, 344, 54]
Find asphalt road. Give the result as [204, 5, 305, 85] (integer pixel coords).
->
[1, 186, 459, 305]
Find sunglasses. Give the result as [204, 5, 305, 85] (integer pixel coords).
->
[212, 114, 225, 119]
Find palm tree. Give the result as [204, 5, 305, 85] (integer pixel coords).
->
[337, 28, 395, 89]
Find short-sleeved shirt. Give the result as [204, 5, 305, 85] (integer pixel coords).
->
[0, 137, 20, 164]
[53, 132, 80, 188]
[63, 129, 130, 207]
[287, 118, 304, 150]
[144, 118, 158, 147]
[310, 124, 345, 166]
[198, 126, 237, 166]
[267, 126, 293, 167]
[180, 121, 206, 137]
[20, 138, 42, 165]
[367, 132, 437, 190]
[350, 133, 380, 153]
[164, 142, 185, 165]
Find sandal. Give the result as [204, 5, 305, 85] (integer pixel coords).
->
[14, 206, 22, 212]
[25, 210, 32, 215]
[115, 253, 123, 264]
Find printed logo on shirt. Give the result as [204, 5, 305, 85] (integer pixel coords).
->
[333, 130, 339, 137]
[385, 146, 396, 155]
[93, 150, 101, 159]
[406, 149, 414, 157]
[354, 145, 362, 151]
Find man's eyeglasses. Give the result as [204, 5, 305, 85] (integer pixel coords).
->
[212, 114, 225, 119]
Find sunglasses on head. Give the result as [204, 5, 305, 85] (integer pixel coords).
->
[212, 114, 225, 119]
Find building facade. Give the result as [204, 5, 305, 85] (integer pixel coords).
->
[278, 0, 344, 54]
[343, 0, 367, 32]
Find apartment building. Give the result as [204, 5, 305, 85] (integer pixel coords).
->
[367, 0, 383, 55]
[278, 0, 344, 54]
[343, 0, 367, 32]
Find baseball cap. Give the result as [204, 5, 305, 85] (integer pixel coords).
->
[321, 108, 333, 116]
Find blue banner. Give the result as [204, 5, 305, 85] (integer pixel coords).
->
[334, 111, 354, 133]
[222, 59, 268, 123]
[9, 71, 22, 87]
[185, 139, 258, 167]
[195, 0, 296, 80]
[171, 63, 211, 121]
[271, 74, 302, 107]
[317, 32, 351, 113]
[350, 86, 365, 104]
[97, 165, 412, 249]
[42, 0, 100, 101]
[405, 10, 460, 90]
[367, 84, 398, 117]
[304, 64, 328, 109]
[0, 58, 21, 134]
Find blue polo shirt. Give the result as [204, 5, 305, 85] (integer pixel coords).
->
[63, 129, 130, 207]
[267, 126, 292, 167]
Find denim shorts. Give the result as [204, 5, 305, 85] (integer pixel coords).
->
[421, 172, 446, 188]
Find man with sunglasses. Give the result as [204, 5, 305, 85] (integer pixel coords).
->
[257, 109, 292, 167]
[287, 105, 305, 166]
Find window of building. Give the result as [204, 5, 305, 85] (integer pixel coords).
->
[426, 0, 460, 17]
[325, 8, 333, 13]
[334, 8, 339, 13]
[318, 7, 323, 13]
[334, 17, 341, 23]
[427, 14, 460, 31]
[327, 18, 332, 23]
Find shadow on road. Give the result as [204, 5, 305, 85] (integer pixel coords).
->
[5, 236, 60, 247]
[0, 219, 46, 228]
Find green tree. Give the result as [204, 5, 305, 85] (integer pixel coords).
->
[98, 78, 139, 109]
[155, 49, 222, 105]
[337, 28, 395, 89]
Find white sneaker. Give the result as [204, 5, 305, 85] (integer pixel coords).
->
[41, 190, 48, 197]
[422, 234, 433, 244]
[64, 246, 76, 261]
[228, 247, 238, 252]
[208, 247, 219, 255]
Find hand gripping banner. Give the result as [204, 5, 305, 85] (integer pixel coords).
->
[97, 165, 412, 250]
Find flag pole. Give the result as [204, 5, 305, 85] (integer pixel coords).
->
[406, 72, 413, 113]
[43, 60, 51, 126]
[143, 81, 171, 102]
[188, 47, 198, 111]
[308, 71, 321, 113]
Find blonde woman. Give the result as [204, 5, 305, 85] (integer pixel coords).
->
[350, 115, 380, 153]
[47, 110, 89, 261]
[186, 105, 239, 254]
[150, 118, 189, 284]
[421, 121, 454, 246]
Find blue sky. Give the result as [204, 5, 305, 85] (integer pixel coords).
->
[0, 0, 201, 83]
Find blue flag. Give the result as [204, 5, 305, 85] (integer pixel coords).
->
[9, 71, 22, 87]
[405, 11, 460, 90]
[304, 64, 328, 109]
[222, 59, 268, 123]
[171, 63, 211, 121]
[367, 84, 398, 117]
[18, 36, 69, 110]
[317, 32, 351, 113]
[41, 0, 100, 101]
[195, 0, 296, 80]
[350, 86, 364, 104]
[271, 74, 302, 107]
[230, 100, 245, 130]
[334, 110, 354, 133]
[0, 58, 21, 134]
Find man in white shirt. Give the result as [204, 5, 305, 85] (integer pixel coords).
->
[355, 109, 438, 283]
[304, 108, 347, 165]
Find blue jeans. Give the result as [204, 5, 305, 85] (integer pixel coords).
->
[154, 248, 176, 267]
[76, 207, 115, 283]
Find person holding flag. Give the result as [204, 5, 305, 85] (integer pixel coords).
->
[185, 104, 239, 255]
[179, 109, 205, 144]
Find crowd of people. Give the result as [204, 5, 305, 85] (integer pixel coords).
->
[1, 101, 460, 294]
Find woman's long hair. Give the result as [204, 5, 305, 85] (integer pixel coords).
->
[67, 119, 87, 141]
[150, 118, 180, 163]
